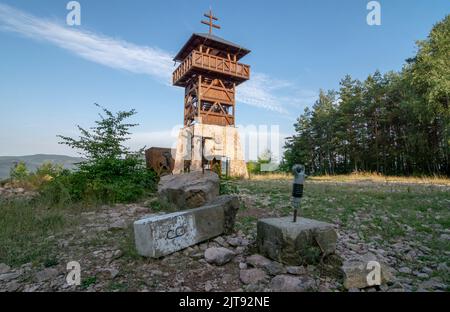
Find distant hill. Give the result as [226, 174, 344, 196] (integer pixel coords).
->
[0, 154, 85, 180]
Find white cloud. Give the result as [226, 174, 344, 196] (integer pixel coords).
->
[0, 3, 173, 83]
[0, 3, 317, 114]
[238, 73, 289, 113]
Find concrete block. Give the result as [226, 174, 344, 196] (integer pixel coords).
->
[257, 217, 337, 265]
[134, 195, 239, 258]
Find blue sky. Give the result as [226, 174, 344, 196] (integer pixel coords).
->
[0, 0, 448, 159]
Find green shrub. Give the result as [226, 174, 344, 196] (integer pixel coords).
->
[42, 104, 158, 204]
[35, 161, 64, 178]
[219, 177, 239, 195]
[247, 161, 260, 174]
[10, 161, 29, 181]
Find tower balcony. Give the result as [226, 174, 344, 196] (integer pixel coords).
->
[173, 50, 250, 87]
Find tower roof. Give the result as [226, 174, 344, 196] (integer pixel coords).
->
[173, 33, 251, 62]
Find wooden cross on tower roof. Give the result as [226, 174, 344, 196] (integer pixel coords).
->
[201, 9, 221, 35]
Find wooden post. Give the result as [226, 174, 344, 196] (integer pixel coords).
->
[198, 75, 202, 122]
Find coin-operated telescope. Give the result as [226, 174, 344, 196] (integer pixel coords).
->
[292, 164, 307, 222]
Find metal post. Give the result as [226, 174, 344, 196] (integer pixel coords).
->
[292, 164, 306, 223]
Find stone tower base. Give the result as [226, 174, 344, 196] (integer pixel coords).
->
[173, 124, 248, 178]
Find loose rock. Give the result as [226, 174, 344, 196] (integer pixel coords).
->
[35, 268, 59, 283]
[204, 247, 235, 266]
[157, 171, 220, 209]
[270, 275, 317, 292]
[239, 268, 268, 285]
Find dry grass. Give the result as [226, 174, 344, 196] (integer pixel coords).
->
[249, 171, 450, 185]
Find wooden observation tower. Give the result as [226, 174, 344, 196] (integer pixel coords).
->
[172, 10, 251, 127]
[172, 11, 250, 178]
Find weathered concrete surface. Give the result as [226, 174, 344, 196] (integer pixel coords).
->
[342, 253, 394, 289]
[173, 124, 249, 178]
[257, 217, 337, 265]
[157, 171, 219, 210]
[134, 195, 239, 258]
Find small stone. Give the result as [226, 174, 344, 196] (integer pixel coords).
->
[227, 237, 242, 247]
[6, 281, 20, 292]
[341, 254, 393, 289]
[205, 281, 213, 292]
[398, 267, 412, 274]
[437, 263, 448, 271]
[239, 268, 268, 285]
[35, 268, 59, 282]
[246, 254, 272, 268]
[109, 268, 119, 279]
[113, 249, 123, 259]
[214, 236, 226, 246]
[150, 270, 163, 276]
[265, 261, 286, 276]
[191, 252, 204, 260]
[418, 278, 446, 290]
[270, 275, 316, 292]
[23, 284, 40, 292]
[239, 262, 248, 270]
[0, 272, 21, 282]
[109, 219, 127, 230]
[222, 273, 234, 284]
[286, 266, 306, 275]
[204, 247, 235, 266]
[245, 284, 265, 292]
[0, 263, 11, 274]
[235, 246, 246, 254]
[414, 272, 429, 279]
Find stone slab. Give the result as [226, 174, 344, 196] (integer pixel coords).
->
[158, 171, 219, 210]
[134, 195, 239, 258]
[257, 217, 337, 265]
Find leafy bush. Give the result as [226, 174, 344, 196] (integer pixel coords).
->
[219, 177, 239, 195]
[246, 161, 261, 174]
[41, 104, 157, 204]
[8, 161, 64, 190]
[9, 161, 29, 181]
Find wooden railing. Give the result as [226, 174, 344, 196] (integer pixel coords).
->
[173, 50, 250, 85]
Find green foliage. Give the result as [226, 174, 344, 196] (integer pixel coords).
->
[35, 161, 64, 178]
[0, 197, 67, 266]
[81, 276, 97, 289]
[246, 161, 261, 174]
[42, 104, 157, 204]
[8, 161, 65, 190]
[219, 178, 239, 195]
[9, 161, 29, 181]
[282, 16, 450, 176]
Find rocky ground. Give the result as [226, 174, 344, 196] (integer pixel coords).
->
[0, 178, 449, 292]
[0, 185, 37, 199]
